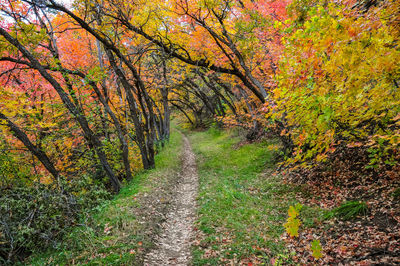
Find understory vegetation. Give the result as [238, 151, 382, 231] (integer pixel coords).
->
[27, 131, 183, 265]
[188, 126, 399, 264]
[188, 127, 297, 264]
[0, 177, 111, 263]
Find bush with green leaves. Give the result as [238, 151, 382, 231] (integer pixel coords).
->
[0, 176, 111, 264]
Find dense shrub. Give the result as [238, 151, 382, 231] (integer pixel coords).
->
[273, 0, 400, 166]
[0, 176, 111, 264]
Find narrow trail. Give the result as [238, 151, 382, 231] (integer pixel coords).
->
[144, 134, 198, 265]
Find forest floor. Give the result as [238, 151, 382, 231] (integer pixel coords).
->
[29, 131, 186, 265]
[183, 126, 400, 265]
[28, 126, 400, 265]
[188, 127, 295, 265]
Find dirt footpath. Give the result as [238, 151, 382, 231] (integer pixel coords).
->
[144, 134, 198, 265]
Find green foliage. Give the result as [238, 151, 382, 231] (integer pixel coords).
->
[310, 239, 323, 259]
[28, 131, 183, 265]
[284, 203, 302, 237]
[0, 141, 33, 187]
[274, 1, 400, 166]
[299, 204, 325, 228]
[324, 201, 369, 221]
[0, 176, 110, 263]
[281, 204, 325, 260]
[393, 188, 400, 200]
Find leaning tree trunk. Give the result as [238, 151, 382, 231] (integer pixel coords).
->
[105, 49, 153, 169]
[0, 28, 121, 193]
[0, 111, 60, 181]
[161, 58, 170, 140]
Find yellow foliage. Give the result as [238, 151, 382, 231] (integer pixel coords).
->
[274, 1, 400, 165]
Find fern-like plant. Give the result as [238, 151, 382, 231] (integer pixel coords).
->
[325, 201, 368, 221]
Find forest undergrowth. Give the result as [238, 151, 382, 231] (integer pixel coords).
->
[281, 148, 400, 264]
[186, 125, 400, 265]
[8, 122, 400, 265]
[28, 131, 183, 265]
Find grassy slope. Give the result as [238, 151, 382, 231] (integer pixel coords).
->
[29, 131, 183, 265]
[189, 127, 298, 265]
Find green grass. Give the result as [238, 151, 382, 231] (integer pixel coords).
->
[324, 200, 369, 221]
[28, 131, 183, 266]
[189, 127, 298, 265]
[26, 125, 326, 265]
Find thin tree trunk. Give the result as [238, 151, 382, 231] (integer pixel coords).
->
[105, 49, 152, 169]
[88, 81, 133, 181]
[0, 28, 121, 192]
[161, 58, 170, 140]
[0, 111, 60, 181]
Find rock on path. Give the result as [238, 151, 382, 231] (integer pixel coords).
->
[144, 134, 198, 265]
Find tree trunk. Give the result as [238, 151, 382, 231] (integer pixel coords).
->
[0, 111, 60, 181]
[0, 28, 121, 193]
[105, 49, 153, 169]
[161, 58, 170, 140]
